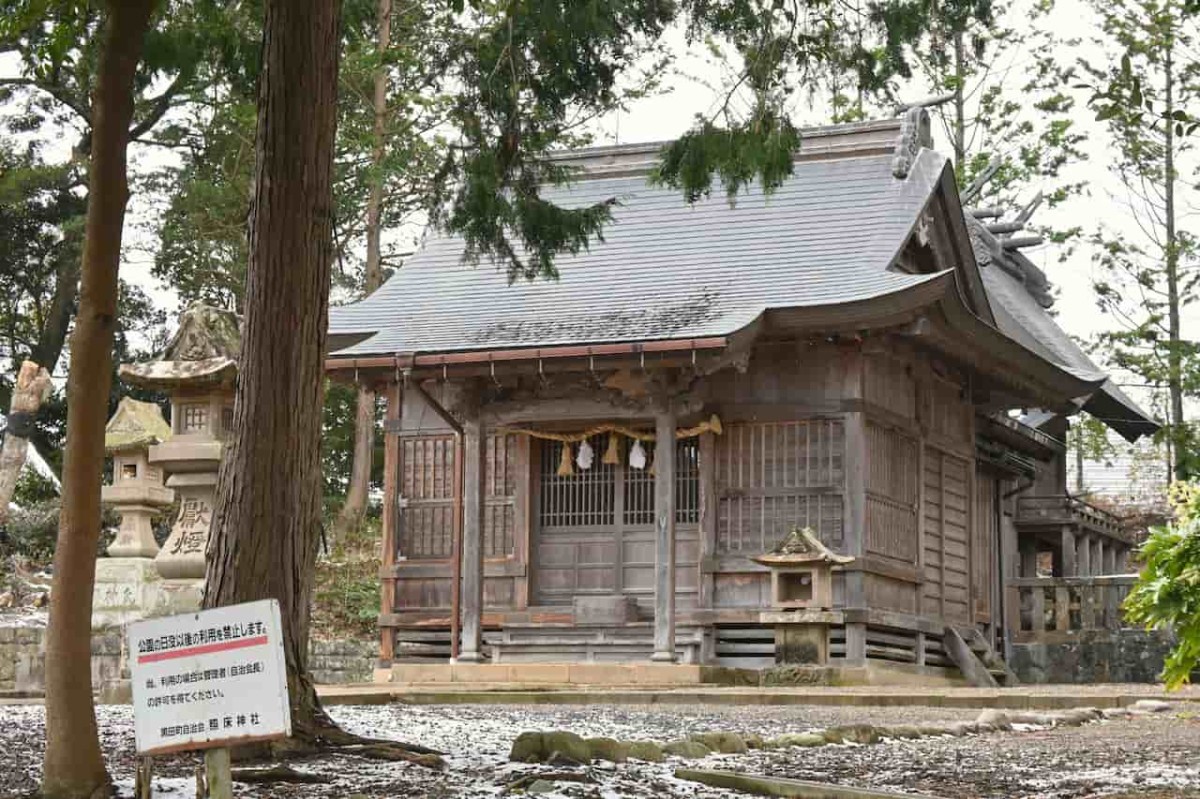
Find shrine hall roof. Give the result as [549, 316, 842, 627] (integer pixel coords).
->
[328, 121, 948, 357]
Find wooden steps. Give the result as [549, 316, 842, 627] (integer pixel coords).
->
[943, 626, 1019, 687]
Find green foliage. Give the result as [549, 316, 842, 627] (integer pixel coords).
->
[1069, 413, 1119, 466]
[1124, 482, 1200, 688]
[0, 138, 85, 377]
[313, 516, 382, 638]
[1081, 0, 1199, 479]
[321, 381, 383, 499]
[150, 100, 257, 310]
[0, 498, 118, 565]
[10, 467, 58, 509]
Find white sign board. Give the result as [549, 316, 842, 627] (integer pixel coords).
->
[128, 599, 291, 755]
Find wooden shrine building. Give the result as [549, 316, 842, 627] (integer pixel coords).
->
[326, 110, 1158, 682]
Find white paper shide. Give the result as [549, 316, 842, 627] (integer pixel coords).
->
[128, 598, 291, 755]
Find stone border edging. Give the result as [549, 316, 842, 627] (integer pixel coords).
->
[505, 700, 1177, 766]
[674, 768, 945, 799]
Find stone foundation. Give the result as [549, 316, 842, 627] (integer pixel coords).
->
[309, 637, 377, 684]
[1010, 629, 1176, 684]
[0, 622, 376, 695]
[0, 626, 47, 694]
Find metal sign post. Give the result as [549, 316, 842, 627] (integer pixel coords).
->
[128, 599, 292, 796]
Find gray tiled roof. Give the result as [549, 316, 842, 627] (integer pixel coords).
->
[328, 149, 948, 355]
[970, 217, 1158, 441]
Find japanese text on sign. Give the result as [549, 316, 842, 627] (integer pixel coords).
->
[128, 599, 291, 755]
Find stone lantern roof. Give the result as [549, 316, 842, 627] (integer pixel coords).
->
[119, 303, 241, 390]
[751, 527, 854, 567]
[104, 397, 172, 453]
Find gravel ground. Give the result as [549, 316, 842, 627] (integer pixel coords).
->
[1, 701, 1197, 798]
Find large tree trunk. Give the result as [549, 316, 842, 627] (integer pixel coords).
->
[204, 0, 342, 742]
[335, 0, 392, 542]
[0, 361, 53, 522]
[42, 1, 156, 796]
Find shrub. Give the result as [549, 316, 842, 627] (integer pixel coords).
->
[1124, 482, 1200, 689]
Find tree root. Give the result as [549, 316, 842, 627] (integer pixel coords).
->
[232, 764, 332, 785]
[503, 772, 596, 794]
[244, 729, 445, 769]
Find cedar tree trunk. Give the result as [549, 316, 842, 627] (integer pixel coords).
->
[204, 0, 342, 742]
[0, 361, 53, 522]
[335, 0, 391, 541]
[42, 1, 156, 795]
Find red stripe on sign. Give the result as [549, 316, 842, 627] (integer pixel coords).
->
[137, 635, 269, 664]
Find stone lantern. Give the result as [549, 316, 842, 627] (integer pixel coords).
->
[755, 527, 853, 665]
[92, 398, 174, 628]
[119, 303, 240, 609]
[101, 398, 173, 558]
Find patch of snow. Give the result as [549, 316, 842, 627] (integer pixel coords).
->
[0, 609, 48, 627]
[113, 776, 196, 799]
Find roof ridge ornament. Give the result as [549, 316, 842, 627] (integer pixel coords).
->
[752, 526, 854, 566]
[892, 107, 933, 179]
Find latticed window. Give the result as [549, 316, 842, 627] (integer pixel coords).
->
[538, 437, 700, 529]
[181, 404, 208, 433]
[396, 433, 518, 561]
[715, 420, 845, 554]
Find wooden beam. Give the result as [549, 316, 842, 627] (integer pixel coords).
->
[458, 415, 486, 662]
[652, 409, 677, 662]
[379, 381, 402, 667]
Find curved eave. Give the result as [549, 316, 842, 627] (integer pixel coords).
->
[1083, 387, 1160, 442]
[119, 358, 237, 391]
[934, 292, 1106, 406]
[326, 273, 955, 374]
[760, 271, 956, 335]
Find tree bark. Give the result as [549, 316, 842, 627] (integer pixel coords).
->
[204, 0, 342, 744]
[0, 361, 52, 522]
[42, 1, 156, 796]
[31, 243, 84, 376]
[1162, 34, 1185, 482]
[335, 0, 392, 541]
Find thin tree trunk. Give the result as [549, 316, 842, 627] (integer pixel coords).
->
[1075, 431, 1084, 493]
[32, 241, 84, 374]
[0, 361, 52, 522]
[335, 0, 392, 541]
[952, 30, 966, 168]
[204, 0, 342, 742]
[42, 1, 156, 796]
[1162, 33, 1185, 482]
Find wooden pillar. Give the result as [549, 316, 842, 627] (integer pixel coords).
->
[378, 381, 402, 668]
[1102, 542, 1116, 575]
[697, 431, 717, 611]
[1019, 538, 1038, 579]
[1095, 538, 1107, 575]
[1059, 527, 1076, 577]
[652, 409, 677, 662]
[999, 510, 1019, 660]
[843, 410, 868, 664]
[459, 414, 486, 662]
